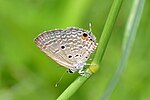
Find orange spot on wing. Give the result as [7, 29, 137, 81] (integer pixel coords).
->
[81, 33, 88, 39]
[82, 36, 87, 39]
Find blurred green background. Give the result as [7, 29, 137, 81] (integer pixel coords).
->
[0, 0, 150, 100]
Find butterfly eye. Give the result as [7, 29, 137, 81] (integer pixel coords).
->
[81, 33, 88, 39]
[68, 69, 73, 73]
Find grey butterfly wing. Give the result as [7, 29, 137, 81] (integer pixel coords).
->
[60, 27, 85, 64]
[79, 34, 96, 63]
[34, 27, 97, 69]
[58, 28, 80, 65]
[34, 30, 73, 68]
[59, 27, 96, 66]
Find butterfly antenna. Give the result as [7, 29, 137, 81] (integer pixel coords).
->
[89, 23, 92, 34]
[55, 70, 67, 87]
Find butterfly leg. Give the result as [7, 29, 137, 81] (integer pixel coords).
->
[78, 68, 91, 77]
[78, 68, 85, 75]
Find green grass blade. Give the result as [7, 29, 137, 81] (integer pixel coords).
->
[89, 0, 123, 73]
[100, 0, 145, 100]
[57, 0, 123, 99]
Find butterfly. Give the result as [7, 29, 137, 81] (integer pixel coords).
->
[34, 27, 97, 76]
